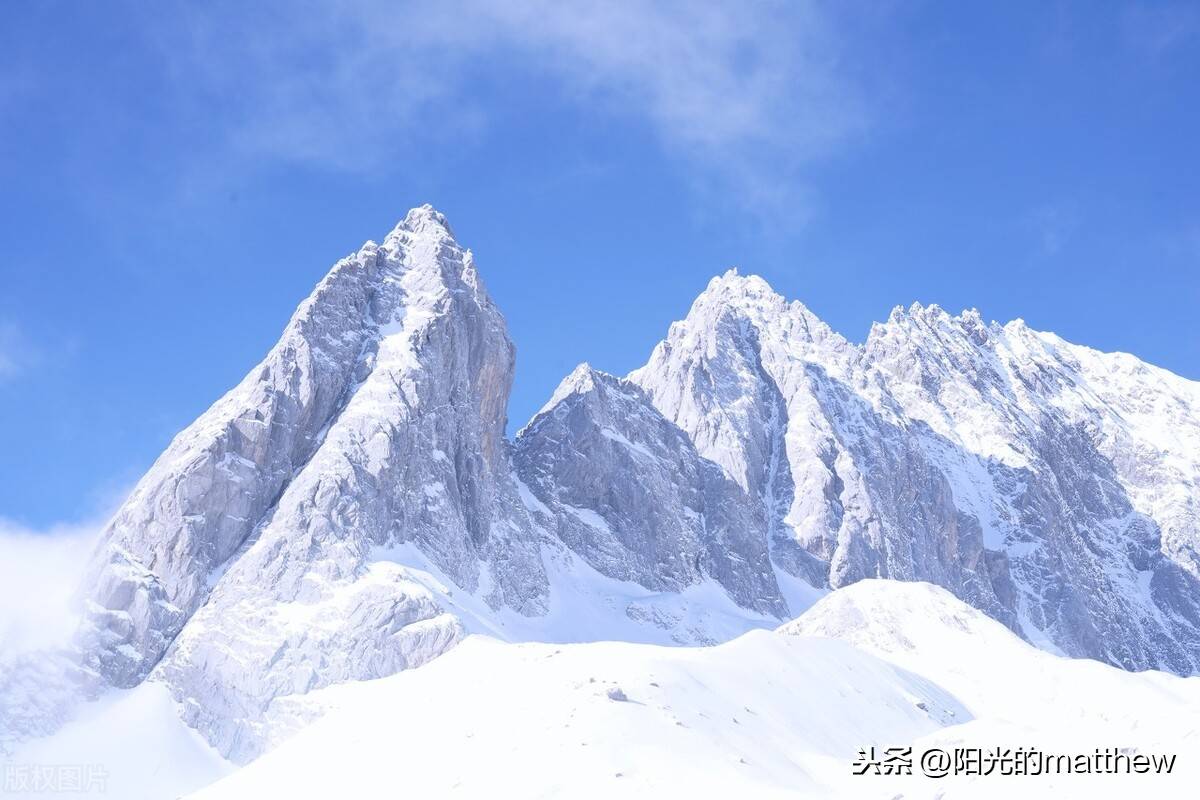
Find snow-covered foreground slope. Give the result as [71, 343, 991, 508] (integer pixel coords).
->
[4, 681, 232, 800]
[179, 581, 1196, 800]
[786, 581, 1200, 797]
[192, 634, 955, 799]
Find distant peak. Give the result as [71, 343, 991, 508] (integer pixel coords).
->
[387, 204, 456, 241]
[960, 307, 984, 325]
[564, 361, 600, 387]
[546, 362, 600, 407]
[523, 363, 626, 430]
[912, 301, 947, 320]
[640, 268, 856, 363]
[687, 270, 791, 324]
[558, 362, 626, 394]
[886, 302, 954, 326]
[702, 267, 778, 299]
[873, 303, 997, 351]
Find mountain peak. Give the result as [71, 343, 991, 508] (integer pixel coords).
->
[387, 204, 456, 242]
[533, 362, 626, 420]
[884, 301, 951, 326]
[699, 268, 781, 306]
[880, 302, 992, 344]
[560, 361, 603, 393]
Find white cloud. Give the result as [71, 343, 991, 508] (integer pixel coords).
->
[144, 0, 868, 222]
[475, 3, 860, 157]
[0, 518, 103, 661]
[472, 1, 865, 221]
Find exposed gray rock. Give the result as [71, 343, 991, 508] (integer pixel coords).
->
[514, 365, 785, 617]
[630, 269, 1200, 673]
[74, 207, 553, 760]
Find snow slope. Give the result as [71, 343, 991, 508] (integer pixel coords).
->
[188, 580, 1198, 800]
[786, 581, 1200, 797]
[3, 681, 232, 800]
[191, 635, 959, 799]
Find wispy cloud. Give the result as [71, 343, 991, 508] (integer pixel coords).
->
[0, 481, 129, 660]
[0, 518, 102, 660]
[139, 0, 868, 223]
[1025, 202, 1083, 258]
[0, 321, 31, 381]
[464, 1, 866, 210]
[1122, 2, 1200, 58]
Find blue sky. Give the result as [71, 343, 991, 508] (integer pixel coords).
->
[1, 0, 1198, 528]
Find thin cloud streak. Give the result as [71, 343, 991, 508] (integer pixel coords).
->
[140, 0, 869, 223]
[0, 322, 30, 381]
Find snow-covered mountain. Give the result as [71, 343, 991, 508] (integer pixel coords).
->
[72, 207, 562, 761]
[514, 364, 787, 622]
[3, 206, 1199, 773]
[630, 268, 1200, 673]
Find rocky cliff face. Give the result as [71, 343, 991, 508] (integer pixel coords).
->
[77, 207, 552, 760]
[630, 269, 1200, 673]
[7, 207, 1197, 762]
[628, 272, 1019, 626]
[513, 364, 784, 618]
